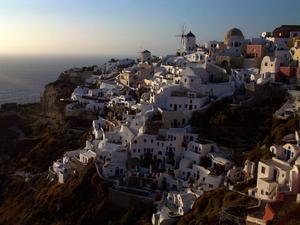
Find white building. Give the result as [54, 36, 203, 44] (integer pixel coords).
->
[51, 160, 69, 184]
[183, 31, 197, 53]
[108, 95, 136, 108]
[97, 137, 128, 178]
[260, 56, 280, 80]
[141, 50, 151, 63]
[249, 138, 300, 201]
[205, 40, 223, 53]
[154, 85, 209, 115]
[177, 192, 197, 215]
[185, 51, 209, 64]
[71, 86, 89, 101]
[79, 150, 97, 164]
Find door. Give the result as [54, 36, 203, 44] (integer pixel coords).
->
[115, 167, 120, 176]
[287, 150, 291, 160]
[174, 119, 178, 128]
[273, 169, 278, 181]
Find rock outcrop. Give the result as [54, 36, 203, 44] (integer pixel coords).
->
[41, 69, 94, 120]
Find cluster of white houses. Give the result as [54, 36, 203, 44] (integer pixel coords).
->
[249, 139, 300, 201]
[48, 25, 300, 225]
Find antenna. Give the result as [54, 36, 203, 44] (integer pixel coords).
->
[138, 45, 143, 54]
[175, 24, 187, 52]
[182, 24, 186, 37]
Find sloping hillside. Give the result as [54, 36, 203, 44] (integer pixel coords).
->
[178, 188, 257, 225]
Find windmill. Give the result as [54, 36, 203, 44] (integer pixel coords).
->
[175, 24, 187, 53]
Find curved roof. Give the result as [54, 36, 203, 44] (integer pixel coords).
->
[224, 28, 244, 45]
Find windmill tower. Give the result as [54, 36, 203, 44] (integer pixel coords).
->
[175, 25, 196, 54]
[139, 50, 151, 63]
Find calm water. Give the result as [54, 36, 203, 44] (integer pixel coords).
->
[0, 54, 126, 105]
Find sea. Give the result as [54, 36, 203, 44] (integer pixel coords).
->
[0, 54, 129, 106]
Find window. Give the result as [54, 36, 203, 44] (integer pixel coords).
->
[261, 189, 264, 195]
[134, 140, 137, 144]
[133, 149, 136, 153]
[144, 139, 147, 143]
[265, 62, 268, 66]
[151, 139, 153, 143]
[208, 184, 213, 188]
[261, 166, 265, 174]
[138, 149, 140, 153]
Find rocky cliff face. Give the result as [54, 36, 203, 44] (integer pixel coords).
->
[41, 70, 94, 120]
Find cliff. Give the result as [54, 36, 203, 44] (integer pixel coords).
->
[178, 188, 257, 225]
[0, 78, 153, 225]
[0, 164, 115, 225]
[41, 69, 94, 120]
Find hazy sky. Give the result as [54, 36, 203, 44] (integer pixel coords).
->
[0, 0, 299, 56]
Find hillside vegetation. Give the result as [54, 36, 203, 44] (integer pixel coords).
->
[178, 188, 257, 225]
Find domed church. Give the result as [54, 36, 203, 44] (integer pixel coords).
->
[224, 28, 245, 48]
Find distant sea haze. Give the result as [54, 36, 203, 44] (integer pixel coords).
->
[0, 54, 130, 105]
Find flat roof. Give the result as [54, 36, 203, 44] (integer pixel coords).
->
[80, 150, 96, 158]
[261, 158, 292, 171]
